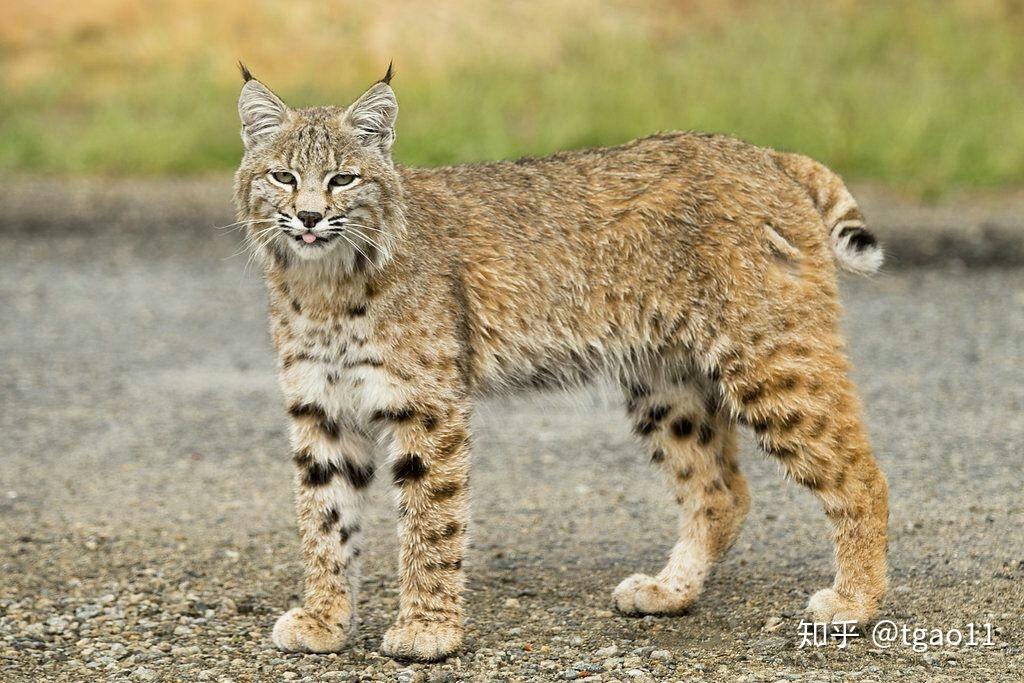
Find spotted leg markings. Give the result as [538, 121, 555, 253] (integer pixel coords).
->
[614, 377, 750, 616]
[272, 400, 376, 653]
[380, 404, 471, 662]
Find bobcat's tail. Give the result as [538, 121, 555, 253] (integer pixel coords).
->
[772, 152, 883, 275]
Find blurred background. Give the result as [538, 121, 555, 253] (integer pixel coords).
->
[2, 0, 1023, 196]
[2, 2, 1023, 680]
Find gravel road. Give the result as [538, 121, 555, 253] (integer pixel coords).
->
[1, 193, 1022, 681]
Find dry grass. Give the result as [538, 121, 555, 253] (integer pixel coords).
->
[2, 0, 1023, 194]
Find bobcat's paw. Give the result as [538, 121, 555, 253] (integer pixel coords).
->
[271, 607, 348, 653]
[806, 588, 879, 624]
[612, 573, 700, 616]
[381, 619, 463, 662]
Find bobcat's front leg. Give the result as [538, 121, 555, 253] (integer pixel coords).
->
[378, 402, 471, 662]
[272, 412, 375, 653]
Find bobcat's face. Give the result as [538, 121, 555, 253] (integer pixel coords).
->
[235, 67, 400, 267]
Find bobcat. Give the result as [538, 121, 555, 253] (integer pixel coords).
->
[233, 64, 888, 662]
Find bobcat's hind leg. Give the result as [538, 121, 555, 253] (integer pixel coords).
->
[722, 333, 888, 624]
[614, 377, 750, 615]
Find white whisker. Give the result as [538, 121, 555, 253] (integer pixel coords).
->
[242, 229, 281, 280]
[347, 228, 388, 255]
[341, 222, 391, 253]
[338, 232, 378, 273]
[214, 218, 276, 232]
[344, 222, 389, 235]
[223, 225, 279, 261]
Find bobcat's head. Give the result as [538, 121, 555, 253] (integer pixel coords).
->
[233, 64, 402, 271]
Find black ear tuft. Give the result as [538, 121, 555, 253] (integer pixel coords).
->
[238, 61, 254, 83]
[380, 60, 395, 86]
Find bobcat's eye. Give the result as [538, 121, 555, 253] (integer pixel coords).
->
[269, 170, 297, 187]
[328, 173, 359, 189]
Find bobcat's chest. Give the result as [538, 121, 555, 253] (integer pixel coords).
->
[275, 297, 400, 427]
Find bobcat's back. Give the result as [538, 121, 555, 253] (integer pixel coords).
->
[395, 132, 879, 393]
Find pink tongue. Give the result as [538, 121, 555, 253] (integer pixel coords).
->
[302, 233, 317, 244]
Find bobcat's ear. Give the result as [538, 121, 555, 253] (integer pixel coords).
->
[344, 70, 398, 152]
[237, 64, 289, 149]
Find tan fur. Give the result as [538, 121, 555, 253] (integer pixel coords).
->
[233, 67, 888, 662]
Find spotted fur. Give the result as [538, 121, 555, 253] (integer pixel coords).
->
[235, 66, 889, 662]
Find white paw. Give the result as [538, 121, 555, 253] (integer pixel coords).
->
[806, 588, 879, 624]
[612, 573, 700, 616]
[381, 619, 463, 662]
[271, 607, 348, 653]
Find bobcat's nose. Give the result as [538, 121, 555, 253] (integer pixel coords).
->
[296, 211, 323, 229]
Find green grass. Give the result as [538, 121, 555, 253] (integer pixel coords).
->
[2, 1, 1022, 195]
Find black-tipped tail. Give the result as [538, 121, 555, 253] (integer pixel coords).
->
[773, 152, 883, 275]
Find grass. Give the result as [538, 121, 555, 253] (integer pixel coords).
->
[1, 0, 1023, 195]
